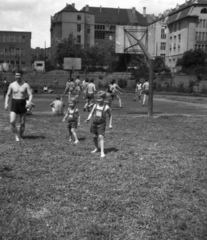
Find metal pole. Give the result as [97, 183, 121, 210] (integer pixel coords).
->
[148, 59, 154, 116]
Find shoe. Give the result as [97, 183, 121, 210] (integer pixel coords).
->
[74, 140, 79, 145]
[101, 153, 105, 158]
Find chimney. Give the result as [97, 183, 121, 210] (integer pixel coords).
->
[118, 6, 120, 13]
[85, 4, 89, 12]
[132, 7, 136, 14]
[100, 5, 102, 12]
[72, 3, 75, 8]
[143, 7, 146, 17]
[176, 3, 179, 9]
[66, 3, 68, 6]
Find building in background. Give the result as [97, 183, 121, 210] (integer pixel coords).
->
[50, 3, 95, 65]
[148, 0, 207, 71]
[0, 31, 31, 72]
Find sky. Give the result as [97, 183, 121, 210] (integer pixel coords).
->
[0, 0, 182, 49]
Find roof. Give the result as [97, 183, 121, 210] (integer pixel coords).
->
[60, 4, 78, 13]
[168, 6, 197, 24]
[81, 6, 148, 26]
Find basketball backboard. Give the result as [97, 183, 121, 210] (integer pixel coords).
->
[63, 58, 82, 70]
[115, 25, 148, 54]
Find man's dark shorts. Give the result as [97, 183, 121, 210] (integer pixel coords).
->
[11, 99, 27, 114]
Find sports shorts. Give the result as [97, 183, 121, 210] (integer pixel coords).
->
[90, 123, 106, 136]
[11, 98, 27, 114]
[68, 121, 78, 130]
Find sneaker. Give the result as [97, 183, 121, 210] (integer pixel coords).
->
[100, 153, 105, 158]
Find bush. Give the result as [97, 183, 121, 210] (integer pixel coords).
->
[177, 82, 185, 92]
[118, 78, 127, 89]
[188, 80, 195, 93]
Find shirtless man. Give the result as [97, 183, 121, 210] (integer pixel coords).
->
[74, 76, 82, 101]
[4, 72, 33, 142]
[50, 95, 65, 115]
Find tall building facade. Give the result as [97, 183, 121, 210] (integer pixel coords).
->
[0, 31, 31, 71]
[50, 4, 95, 65]
[50, 4, 149, 65]
[148, 0, 207, 71]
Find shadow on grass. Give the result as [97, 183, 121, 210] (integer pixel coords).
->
[22, 135, 46, 140]
[78, 137, 86, 142]
[105, 147, 119, 153]
[127, 111, 163, 115]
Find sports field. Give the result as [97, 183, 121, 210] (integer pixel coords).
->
[0, 93, 207, 239]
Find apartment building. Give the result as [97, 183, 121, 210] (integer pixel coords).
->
[148, 0, 207, 71]
[50, 3, 95, 65]
[0, 31, 31, 71]
[50, 4, 149, 65]
[81, 5, 149, 49]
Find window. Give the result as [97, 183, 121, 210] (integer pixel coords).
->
[178, 22, 181, 30]
[160, 42, 166, 50]
[201, 8, 207, 14]
[110, 25, 115, 31]
[160, 54, 165, 60]
[87, 26, 90, 34]
[77, 15, 81, 20]
[77, 24, 81, 32]
[195, 32, 199, 40]
[95, 32, 105, 39]
[22, 36, 25, 42]
[178, 34, 181, 43]
[95, 24, 105, 30]
[77, 35, 81, 43]
[161, 26, 166, 39]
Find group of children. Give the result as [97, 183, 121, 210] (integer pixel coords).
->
[134, 79, 149, 106]
[62, 90, 112, 158]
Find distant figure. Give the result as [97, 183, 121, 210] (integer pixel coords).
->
[142, 79, 149, 106]
[62, 97, 80, 144]
[110, 79, 125, 108]
[74, 75, 82, 101]
[50, 95, 65, 115]
[62, 78, 75, 101]
[2, 78, 9, 100]
[43, 86, 48, 93]
[82, 78, 89, 99]
[4, 71, 33, 142]
[134, 80, 143, 102]
[84, 78, 96, 112]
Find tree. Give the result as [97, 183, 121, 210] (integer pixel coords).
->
[55, 33, 82, 67]
[180, 49, 207, 69]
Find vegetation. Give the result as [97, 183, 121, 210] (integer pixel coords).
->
[0, 95, 207, 239]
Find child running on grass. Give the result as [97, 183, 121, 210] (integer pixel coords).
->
[86, 91, 112, 158]
[62, 97, 80, 144]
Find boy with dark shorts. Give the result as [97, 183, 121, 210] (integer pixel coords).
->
[62, 98, 80, 144]
[84, 78, 96, 112]
[86, 91, 112, 158]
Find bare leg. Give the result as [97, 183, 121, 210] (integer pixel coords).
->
[91, 135, 99, 153]
[99, 135, 105, 157]
[10, 112, 19, 141]
[71, 128, 79, 144]
[117, 95, 122, 107]
[19, 114, 26, 139]
[143, 94, 146, 105]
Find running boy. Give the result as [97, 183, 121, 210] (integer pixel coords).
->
[62, 98, 80, 144]
[86, 91, 112, 158]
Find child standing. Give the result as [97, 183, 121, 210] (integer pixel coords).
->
[86, 91, 112, 158]
[62, 98, 80, 144]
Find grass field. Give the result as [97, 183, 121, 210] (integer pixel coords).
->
[0, 94, 207, 239]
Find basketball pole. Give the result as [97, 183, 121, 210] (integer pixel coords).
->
[123, 29, 154, 116]
[137, 40, 154, 117]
